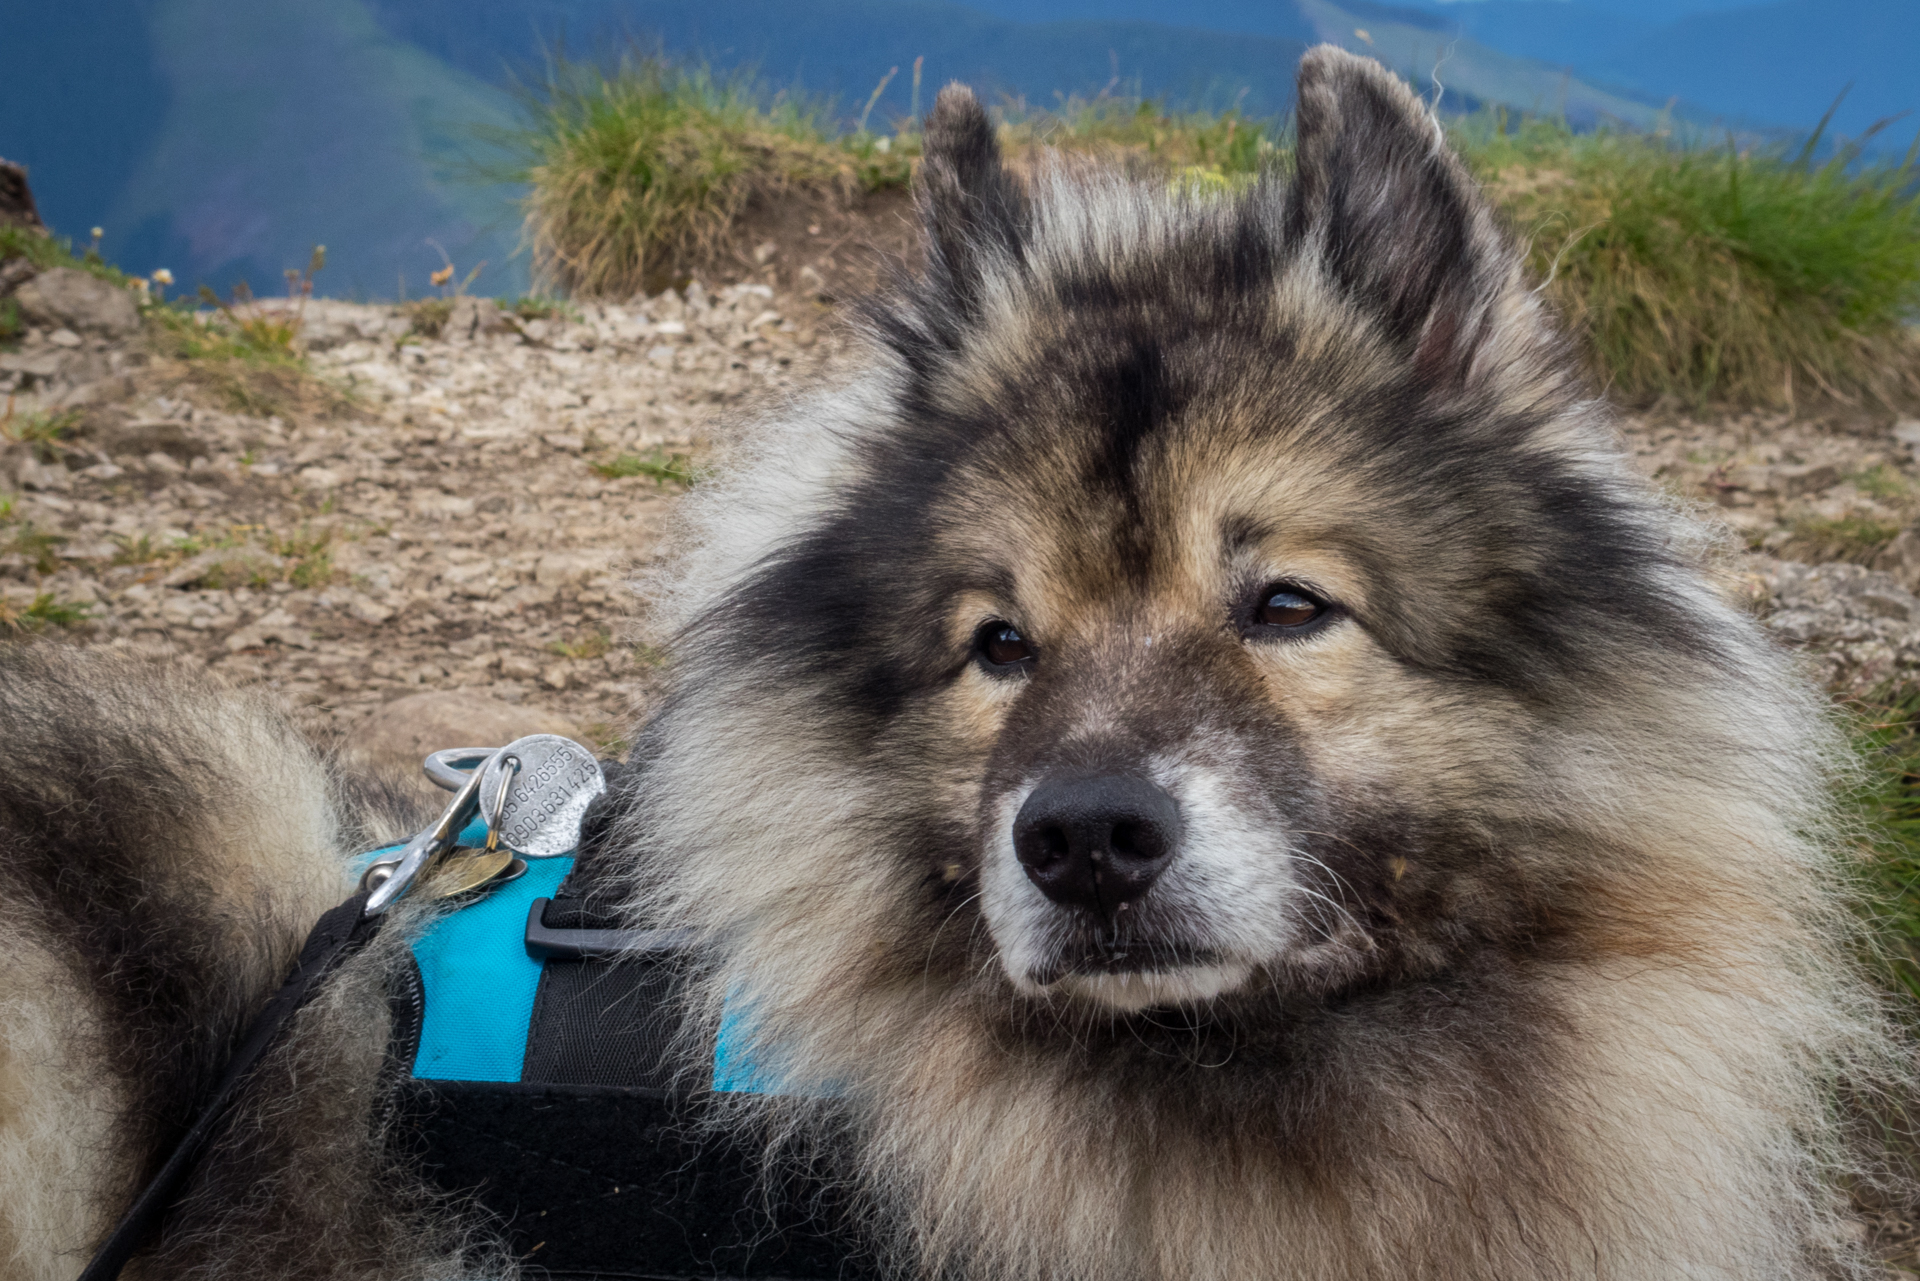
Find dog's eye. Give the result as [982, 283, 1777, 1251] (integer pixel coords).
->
[976, 620, 1035, 669]
[1248, 584, 1332, 634]
[1259, 590, 1321, 627]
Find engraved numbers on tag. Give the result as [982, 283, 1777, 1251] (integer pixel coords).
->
[477, 734, 607, 858]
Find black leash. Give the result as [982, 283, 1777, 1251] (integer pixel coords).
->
[78, 891, 383, 1281]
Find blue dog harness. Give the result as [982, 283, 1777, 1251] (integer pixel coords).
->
[377, 795, 865, 1280]
[82, 743, 861, 1281]
[375, 816, 770, 1092]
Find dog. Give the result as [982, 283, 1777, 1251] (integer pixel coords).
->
[0, 46, 1906, 1281]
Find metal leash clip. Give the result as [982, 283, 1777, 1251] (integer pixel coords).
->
[361, 744, 515, 915]
[423, 754, 528, 899]
[361, 735, 608, 915]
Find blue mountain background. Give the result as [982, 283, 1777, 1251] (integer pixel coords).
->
[2, 0, 1912, 299]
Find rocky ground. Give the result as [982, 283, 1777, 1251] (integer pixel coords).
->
[1, 268, 845, 769]
[6, 263, 1920, 766]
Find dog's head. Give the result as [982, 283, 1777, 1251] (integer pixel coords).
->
[633, 48, 1791, 1030]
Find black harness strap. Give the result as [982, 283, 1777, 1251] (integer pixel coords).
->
[519, 772, 688, 1091]
[79, 891, 384, 1281]
[395, 827, 876, 1278]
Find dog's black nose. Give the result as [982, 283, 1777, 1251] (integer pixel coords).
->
[1013, 774, 1180, 914]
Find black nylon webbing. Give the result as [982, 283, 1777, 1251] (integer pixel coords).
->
[521, 917, 683, 1088]
[520, 782, 685, 1088]
[397, 1081, 879, 1280]
[401, 766, 870, 1277]
[80, 892, 382, 1281]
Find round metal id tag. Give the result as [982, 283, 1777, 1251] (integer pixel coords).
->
[477, 734, 607, 858]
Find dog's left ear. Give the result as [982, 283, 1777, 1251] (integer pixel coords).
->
[918, 84, 1030, 319]
[1285, 46, 1545, 390]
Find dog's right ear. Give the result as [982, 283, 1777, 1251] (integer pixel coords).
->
[918, 84, 1029, 317]
[1284, 46, 1545, 392]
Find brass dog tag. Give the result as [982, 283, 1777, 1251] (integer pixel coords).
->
[423, 848, 523, 899]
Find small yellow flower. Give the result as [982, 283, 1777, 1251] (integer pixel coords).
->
[430, 265, 455, 287]
[90, 226, 103, 240]
[151, 268, 174, 286]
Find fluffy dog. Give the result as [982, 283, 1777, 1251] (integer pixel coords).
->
[0, 46, 1906, 1281]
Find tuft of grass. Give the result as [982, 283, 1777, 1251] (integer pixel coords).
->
[1853, 463, 1917, 505]
[505, 53, 1294, 297]
[110, 533, 164, 566]
[403, 297, 453, 339]
[0, 591, 91, 634]
[0, 408, 78, 461]
[591, 445, 699, 487]
[147, 305, 350, 419]
[999, 96, 1281, 179]
[5, 523, 67, 576]
[507, 51, 1918, 410]
[265, 526, 337, 588]
[0, 223, 136, 287]
[548, 629, 613, 660]
[1846, 689, 1920, 1006]
[503, 294, 580, 322]
[505, 52, 894, 296]
[111, 523, 342, 589]
[1776, 512, 1904, 563]
[142, 248, 350, 419]
[1456, 110, 1920, 410]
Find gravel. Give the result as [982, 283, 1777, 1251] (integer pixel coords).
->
[0, 282, 840, 752]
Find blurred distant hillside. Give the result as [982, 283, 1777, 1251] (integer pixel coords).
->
[2, 0, 1910, 299]
[976, 0, 1919, 147]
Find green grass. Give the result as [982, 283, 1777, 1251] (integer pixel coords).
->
[146, 298, 350, 419]
[1853, 463, 1917, 505]
[502, 294, 581, 322]
[998, 95, 1280, 178]
[1775, 512, 1906, 563]
[109, 523, 341, 589]
[0, 224, 136, 287]
[0, 409, 78, 462]
[5, 524, 67, 576]
[4, 229, 352, 417]
[591, 445, 700, 487]
[1456, 111, 1920, 410]
[505, 50, 1920, 410]
[1846, 691, 1920, 1005]
[503, 53, 1295, 299]
[0, 592, 92, 634]
[265, 526, 338, 588]
[2, 225, 141, 349]
[548, 629, 613, 660]
[402, 297, 453, 339]
[503, 53, 881, 297]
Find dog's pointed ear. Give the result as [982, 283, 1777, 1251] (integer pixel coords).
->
[1285, 46, 1543, 390]
[918, 84, 1029, 317]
